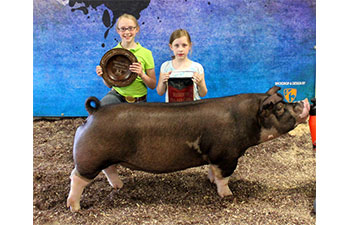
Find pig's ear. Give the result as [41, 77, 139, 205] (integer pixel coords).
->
[266, 86, 281, 95]
[259, 93, 284, 116]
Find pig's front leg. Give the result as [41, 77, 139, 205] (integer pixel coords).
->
[214, 176, 232, 197]
[102, 164, 124, 189]
[67, 168, 92, 212]
[209, 165, 233, 197]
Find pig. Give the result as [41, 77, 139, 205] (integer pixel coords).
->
[67, 86, 310, 212]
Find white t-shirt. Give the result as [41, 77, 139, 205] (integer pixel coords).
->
[160, 60, 204, 102]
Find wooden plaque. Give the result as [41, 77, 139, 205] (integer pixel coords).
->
[100, 48, 138, 87]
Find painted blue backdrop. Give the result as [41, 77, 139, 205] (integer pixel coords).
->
[33, 0, 316, 116]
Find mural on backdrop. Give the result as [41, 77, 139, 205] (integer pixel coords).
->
[34, 0, 316, 116]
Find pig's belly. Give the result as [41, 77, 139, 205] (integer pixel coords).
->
[118, 139, 208, 173]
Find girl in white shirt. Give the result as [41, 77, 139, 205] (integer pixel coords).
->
[157, 29, 208, 102]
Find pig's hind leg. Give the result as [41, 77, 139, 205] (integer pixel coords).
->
[67, 168, 92, 212]
[102, 164, 124, 189]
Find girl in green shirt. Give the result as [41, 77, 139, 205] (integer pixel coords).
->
[96, 14, 156, 105]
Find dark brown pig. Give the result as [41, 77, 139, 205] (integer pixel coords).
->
[67, 86, 310, 212]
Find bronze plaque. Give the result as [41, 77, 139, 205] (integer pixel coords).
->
[100, 48, 138, 87]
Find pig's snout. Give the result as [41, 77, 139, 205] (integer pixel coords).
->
[298, 98, 310, 123]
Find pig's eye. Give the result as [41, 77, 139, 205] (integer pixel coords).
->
[276, 103, 283, 110]
[275, 103, 284, 115]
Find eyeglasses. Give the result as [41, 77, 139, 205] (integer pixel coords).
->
[117, 26, 137, 32]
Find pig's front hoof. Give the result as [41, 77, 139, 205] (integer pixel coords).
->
[208, 168, 215, 183]
[218, 187, 233, 198]
[214, 177, 233, 198]
[67, 198, 81, 212]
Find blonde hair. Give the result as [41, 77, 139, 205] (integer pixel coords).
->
[169, 29, 192, 45]
[116, 13, 139, 30]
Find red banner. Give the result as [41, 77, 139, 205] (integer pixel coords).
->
[168, 78, 194, 103]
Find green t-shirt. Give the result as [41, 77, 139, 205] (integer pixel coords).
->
[112, 42, 155, 97]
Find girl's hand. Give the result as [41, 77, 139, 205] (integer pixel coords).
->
[96, 65, 103, 77]
[192, 72, 204, 84]
[129, 62, 143, 76]
[156, 71, 171, 96]
[160, 71, 171, 84]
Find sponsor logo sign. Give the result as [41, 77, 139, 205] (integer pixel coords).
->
[275, 81, 306, 103]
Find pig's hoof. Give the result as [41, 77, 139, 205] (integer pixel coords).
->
[67, 198, 80, 212]
[218, 187, 233, 198]
[106, 175, 123, 189]
[103, 166, 124, 189]
[208, 170, 215, 183]
[112, 179, 123, 189]
[69, 205, 80, 212]
[208, 169, 215, 183]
